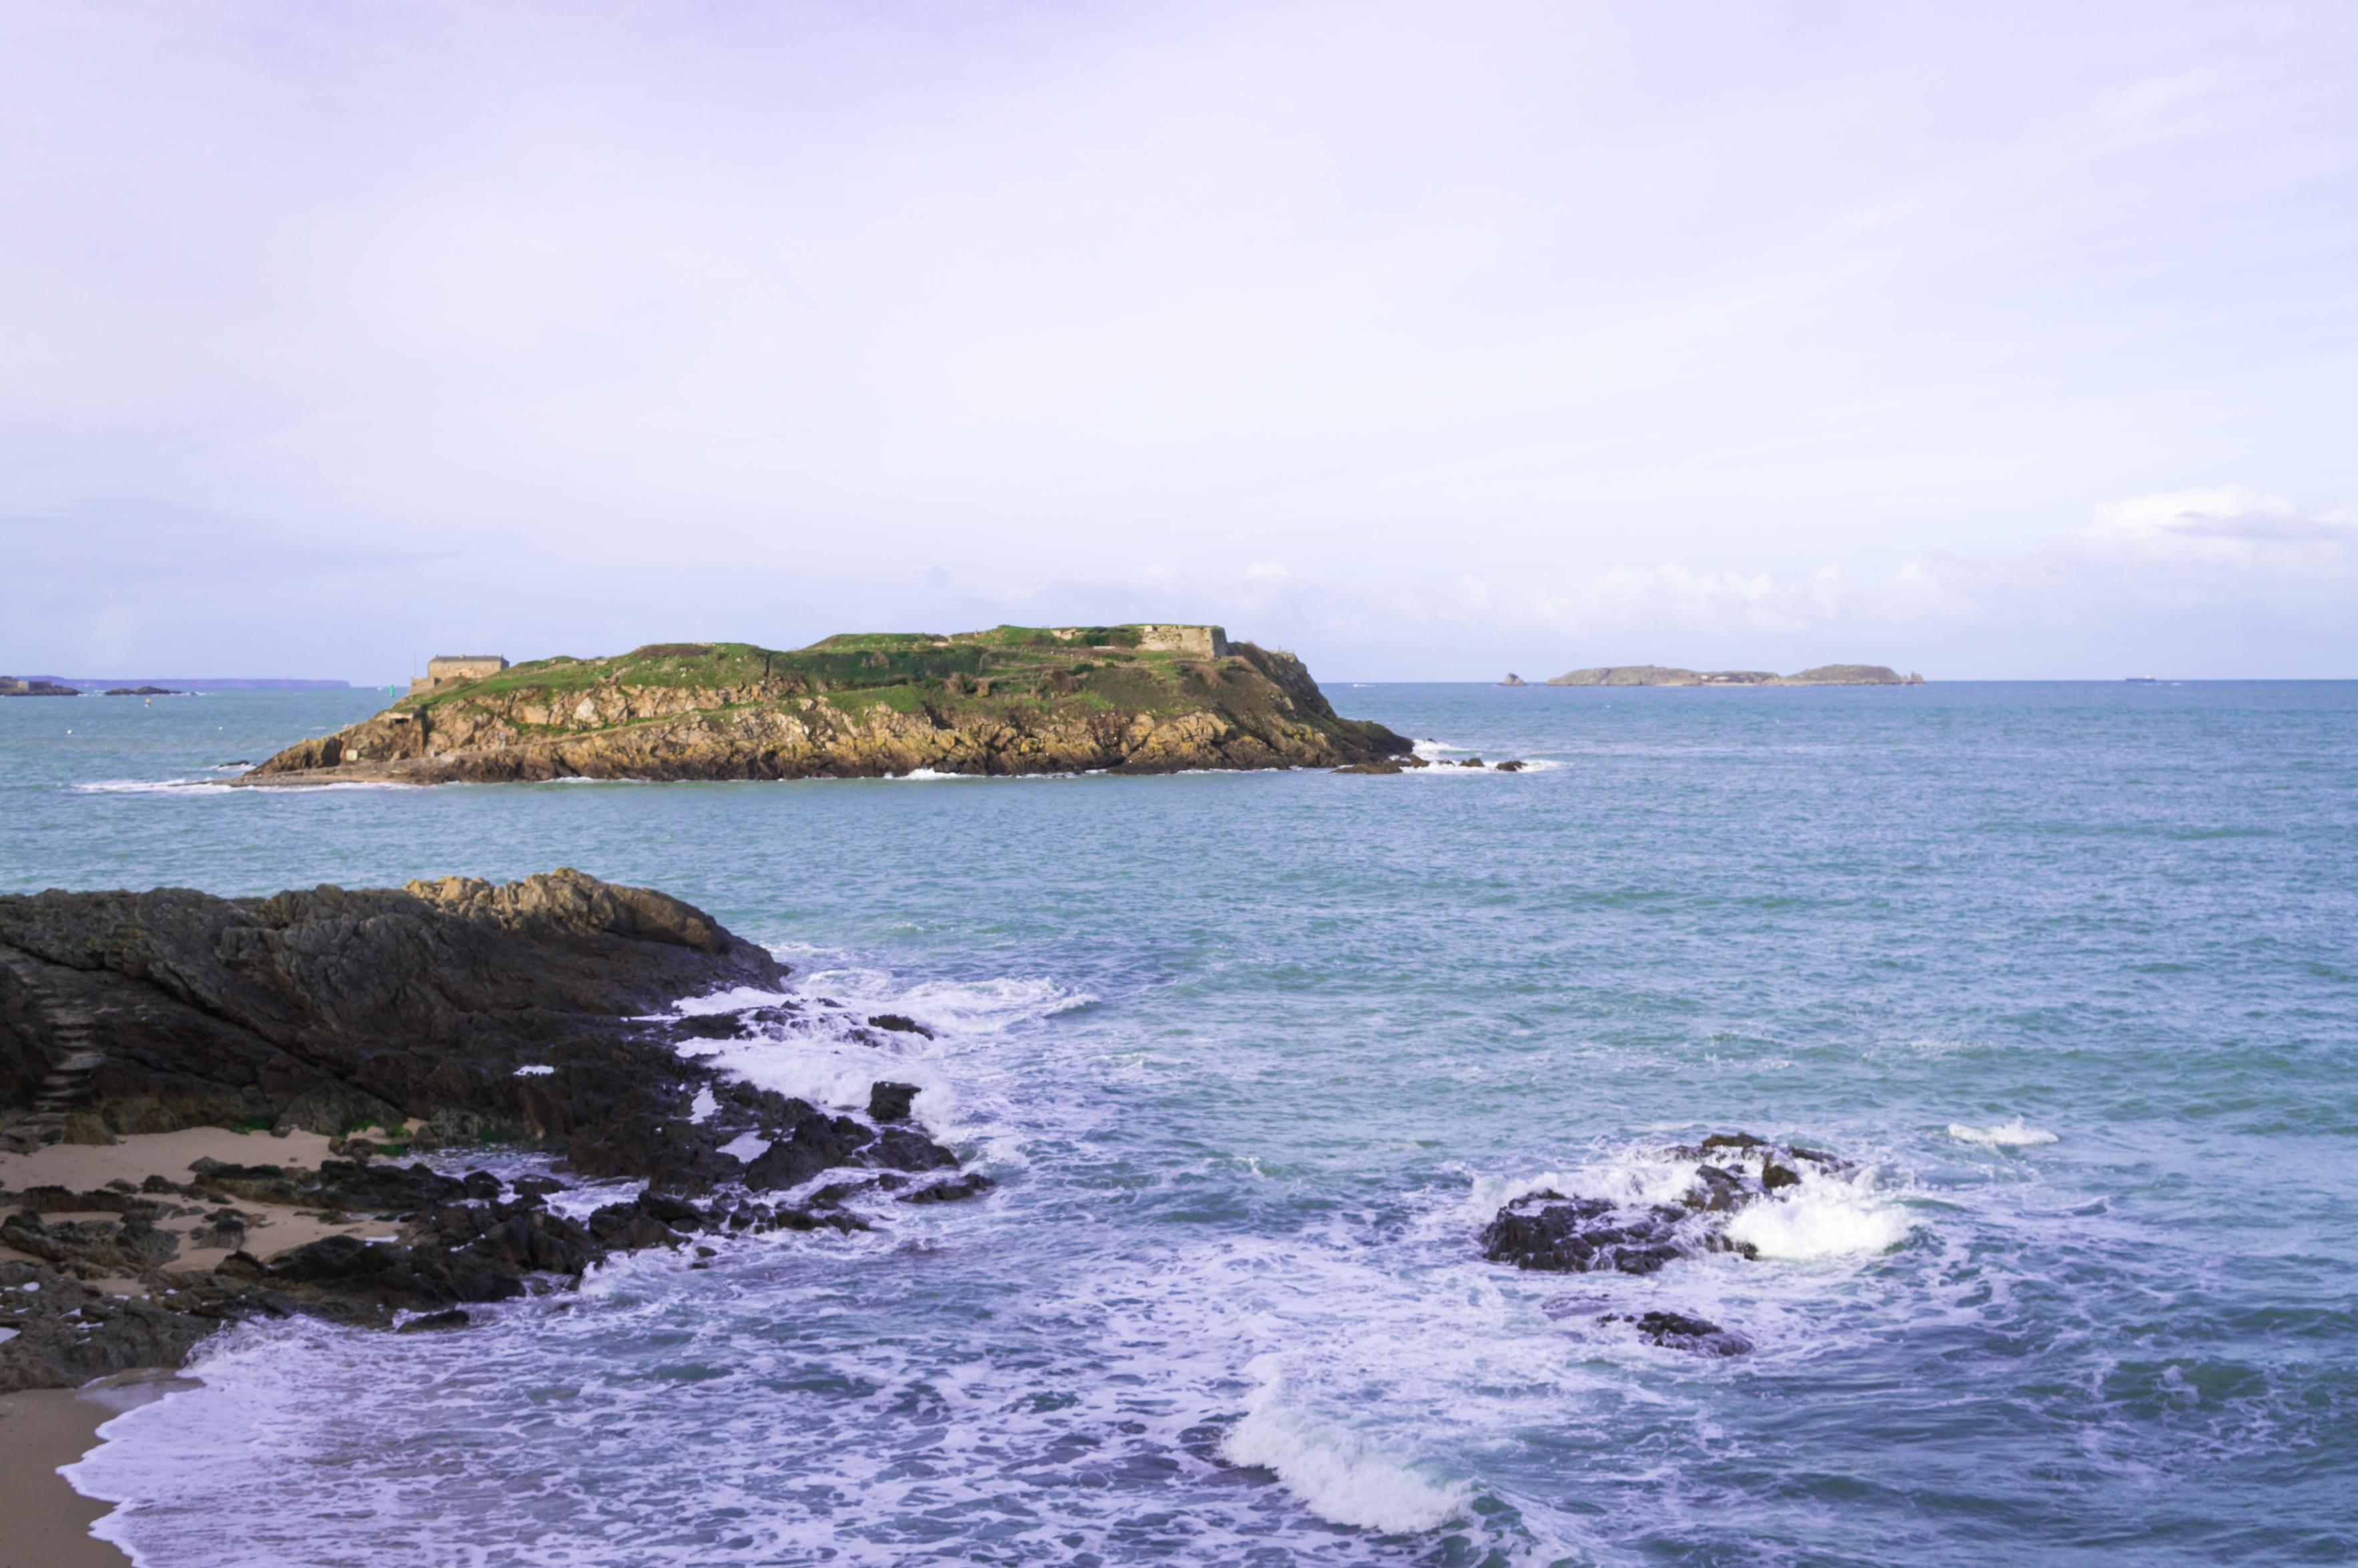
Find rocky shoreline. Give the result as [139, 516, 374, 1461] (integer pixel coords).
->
[1, 870, 986, 1394]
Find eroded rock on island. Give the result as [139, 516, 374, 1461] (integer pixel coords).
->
[239, 624, 1410, 785]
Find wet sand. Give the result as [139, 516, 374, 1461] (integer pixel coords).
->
[0, 1126, 373, 1566]
[0, 1372, 193, 1568]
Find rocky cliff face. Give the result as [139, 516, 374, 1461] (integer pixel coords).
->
[0, 869, 783, 1142]
[242, 627, 1408, 785]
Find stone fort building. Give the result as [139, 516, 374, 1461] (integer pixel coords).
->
[410, 655, 508, 696]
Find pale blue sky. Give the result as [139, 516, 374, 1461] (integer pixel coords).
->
[3, 2, 2353, 680]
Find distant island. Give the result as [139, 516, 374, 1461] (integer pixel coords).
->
[5, 676, 351, 692]
[241, 625, 1410, 784]
[1547, 664, 1923, 687]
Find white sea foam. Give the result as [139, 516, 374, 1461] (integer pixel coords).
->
[1475, 1137, 1913, 1264]
[71, 778, 222, 795]
[719, 1130, 771, 1162]
[512, 1064, 554, 1077]
[1949, 1117, 2059, 1147]
[1222, 1356, 1471, 1534]
[1724, 1181, 1912, 1260]
[688, 1086, 719, 1122]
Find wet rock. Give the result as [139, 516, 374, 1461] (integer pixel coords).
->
[862, 1127, 959, 1173]
[867, 1014, 934, 1040]
[240, 1234, 524, 1319]
[1603, 1310, 1752, 1356]
[867, 1081, 920, 1123]
[396, 1308, 471, 1333]
[587, 1201, 685, 1252]
[1495, 760, 1525, 772]
[0, 869, 784, 1145]
[902, 1173, 995, 1204]
[0, 1212, 180, 1276]
[0, 1260, 215, 1394]
[1479, 1194, 1694, 1275]
[741, 1113, 874, 1192]
[1333, 761, 1404, 775]
[1481, 1133, 1843, 1276]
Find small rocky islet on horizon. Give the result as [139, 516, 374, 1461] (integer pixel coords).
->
[238, 623, 1420, 785]
[1540, 663, 1923, 686]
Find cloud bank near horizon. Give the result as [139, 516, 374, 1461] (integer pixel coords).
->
[1, 3, 2353, 680]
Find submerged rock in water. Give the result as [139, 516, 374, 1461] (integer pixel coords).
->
[1601, 1309, 1754, 1356]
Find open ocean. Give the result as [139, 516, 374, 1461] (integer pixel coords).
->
[5, 679, 2354, 1567]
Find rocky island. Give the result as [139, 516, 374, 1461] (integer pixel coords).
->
[1547, 664, 1923, 686]
[1, 869, 984, 1392]
[242, 624, 1408, 785]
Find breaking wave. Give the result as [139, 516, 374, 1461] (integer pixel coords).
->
[1949, 1117, 2059, 1147]
[1221, 1356, 1472, 1534]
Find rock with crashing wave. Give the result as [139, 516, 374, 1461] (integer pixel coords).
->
[1479, 1132, 1853, 1275]
[236, 626, 1410, 785]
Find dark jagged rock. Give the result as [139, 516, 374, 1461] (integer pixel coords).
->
[1480, 1194, 1698, 1275]
[0, 1260, 214, 1392]
[1, 869, 997, 1374]
[1481, 1133, 1846, 1276]
[742, 1115, 874, 1191]
[1603, 1310, 1753, 1356]
[397, 1308, 471, 1333]
[903, 1173, 996, 1204]
[0, 869, 786, 1147]
[867, 1014, 932, 1038]
[2, 1211, 181, 1273]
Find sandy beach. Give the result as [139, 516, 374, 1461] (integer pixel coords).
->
[0, 1372, 193, 1568]
[1, 1126, 352, 1567]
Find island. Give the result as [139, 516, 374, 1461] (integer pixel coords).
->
[0, 678, 79, 697]
[1547, 664, 1923, 687]
[238, 624, 1410, 785]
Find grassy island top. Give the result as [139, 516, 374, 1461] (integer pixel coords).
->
[399, 624, 1282, 721]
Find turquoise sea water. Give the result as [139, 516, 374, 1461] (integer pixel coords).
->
[5, 682, 2355, 1566]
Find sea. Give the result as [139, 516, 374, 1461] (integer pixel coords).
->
[3, 680, 2353, 1567]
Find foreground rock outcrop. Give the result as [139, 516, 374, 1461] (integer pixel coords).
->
[240, 626, 1410, 785]
[0, 871, 990, 1390]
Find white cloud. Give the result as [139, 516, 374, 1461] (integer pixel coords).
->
[2086, 486, 2358, 570]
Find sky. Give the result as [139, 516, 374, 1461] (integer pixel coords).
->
[3, 1, 2354, 682]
